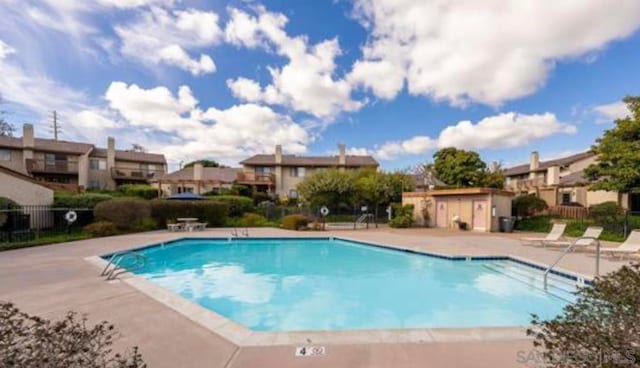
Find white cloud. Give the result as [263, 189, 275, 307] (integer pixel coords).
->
[225, 7, 362, 119]
[593, 101, 631, 122]
[369, 112, 576, 160]
[0, 40, 15, 59]
[97, 0, 175, 8]
[351, 0, 640, 106]
[104, 82, 310, 163]
[114, 7, 222, 75]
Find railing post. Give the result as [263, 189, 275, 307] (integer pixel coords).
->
[595, 239, 600, 278]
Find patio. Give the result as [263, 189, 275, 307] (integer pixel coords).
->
[0, 227, 631, 368]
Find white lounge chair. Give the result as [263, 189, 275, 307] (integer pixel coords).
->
[521, 223, 567, 247]
[545, 226, 603, 250]
[601, 229, 640, 260]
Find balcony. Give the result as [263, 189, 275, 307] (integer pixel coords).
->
[111, 167, 164, 181]
[26, 159, 78, 174]
[506, 176, 547, 191]
[236, 172, 275, 185]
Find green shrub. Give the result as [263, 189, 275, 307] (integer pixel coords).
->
[241, 213, 270, 226]
[54, 193, 112, 208]
[83, 221, 119, 237]
[514, 215, 553, 232]
[149, 200, 228, 227]
[94, 199, 152, 231]
[512, 194, 548, 217]
[388, 203, 414, 228]
[589, 201, 622, 223]
[0, 197, 18, 209]
[117, 184, 158, 200]
[251, 192, 271, 205]
[281, 214, 309, 230]
[207, 195, 253, 216]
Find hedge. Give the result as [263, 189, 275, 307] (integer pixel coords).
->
[83, 221, 119, 237]
[94, 199, 152, 231]
[281, 214, 309, 230]
[117, 184, 159, 200]
[149, 200, 228, 227]
[206, 195, 253, 217]
[54, 193, 113, 208]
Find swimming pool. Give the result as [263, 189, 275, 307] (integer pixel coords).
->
[112, 237, 577, 332]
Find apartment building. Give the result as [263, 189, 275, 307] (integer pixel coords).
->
[504, 151, 629, 209]
[152, 164, 241, 196]
[239, 144, 379, 198]
[0, 124, 167, 191]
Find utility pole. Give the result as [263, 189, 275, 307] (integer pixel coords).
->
[50, 110, 62, 140]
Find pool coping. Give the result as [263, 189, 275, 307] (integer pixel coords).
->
[85, 235, 591, 347]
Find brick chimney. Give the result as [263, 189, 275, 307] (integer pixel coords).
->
[193, 162, 204, 181]
[530, 151, 539, 171]
[275, 145, 282, 164]
[338, 144, 346, 166]
[547, 165, 560, 186]
[107, 137, 116, 170]
[22, 124, 34, 148]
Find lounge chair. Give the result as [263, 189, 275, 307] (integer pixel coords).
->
[521, 223, 567, 247]
[544, 226, 603, 250]
[600, 229, 640, 260]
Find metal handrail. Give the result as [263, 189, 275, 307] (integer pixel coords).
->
[101, 251, 147, 280]
[543, 236, 600, 289]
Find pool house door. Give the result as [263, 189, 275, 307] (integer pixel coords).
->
[472, 200, 488, 231]
[436, 201, 448, 228]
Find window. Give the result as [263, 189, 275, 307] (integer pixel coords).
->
[89, 158, 107, 170]
[289, 190, 298, 199]
[0, 149, 10, 161]
[88, 180, 101, 189]
[290, 167, 306, 177]
[561, 192, 571, 205]
[255, 166, 273, 174]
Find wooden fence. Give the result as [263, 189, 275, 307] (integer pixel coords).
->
[546, 205, 589, 219]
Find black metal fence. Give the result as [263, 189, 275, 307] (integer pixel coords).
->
[565, 210, 640, 240]
[258, 203, 391, 224]
[0, 206, 93, 244]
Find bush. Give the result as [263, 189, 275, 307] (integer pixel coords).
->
[589, 201, 622, 223]
[251, 192, 271, 205]
[117, 184, 158, 200]
[54, 193, 113, 208]
[512, 194, 548, 217]
[94, 199, 152, 231]
[83, 221, 119, 237]
[514, 215, 553, 233]
[0, 302, 145, 368]
[528, 262, 640, 367]
[389, 203, 414, 228]
[207, 195, 253, 216]
[149, 200, 228, 228]
[240, 213, 270, 227]
[281, 214, 309, 230]
[0, 197, 18, 209]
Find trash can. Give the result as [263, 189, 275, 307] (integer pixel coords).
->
[499, 216, 514, 233]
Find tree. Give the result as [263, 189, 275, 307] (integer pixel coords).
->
[183, 159, 221, 168]
[481, 163, 506, 189]
[527, 263, 640, 367]
[0, 302, 146, 368]
[129, 143, 146, 153]
[433, 147, 487, 187]
[585, 96, 640, 192]
[0, 95, 15, 137]
[297, 168, 358, 209]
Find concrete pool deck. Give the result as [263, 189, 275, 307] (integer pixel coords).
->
[0, 227, 633, 367]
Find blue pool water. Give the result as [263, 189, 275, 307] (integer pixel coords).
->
[115, 238, 576, 331]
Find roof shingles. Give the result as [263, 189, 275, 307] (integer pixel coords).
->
[240, 154, 378, 167]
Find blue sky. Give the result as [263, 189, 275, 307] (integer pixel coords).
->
[0, 0, 639, 171]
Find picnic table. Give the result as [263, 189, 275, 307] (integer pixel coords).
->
[167, 218, 207, 232]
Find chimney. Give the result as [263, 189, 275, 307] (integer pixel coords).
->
[547, 165, 560, 186]
[530, 151, 539, 171]
[338, 144, 346, 166]
[107, 137, 116, 170]
[275, 145, 282, 164]
[22, 124, 34, 148]
[193, 163, 204, 181]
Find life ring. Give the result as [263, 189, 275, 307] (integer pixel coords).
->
[64, 210, 78, 223]
[320, 206, 330, 217]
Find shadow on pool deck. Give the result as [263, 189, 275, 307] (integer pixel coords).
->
[0, 227, 632, 368]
